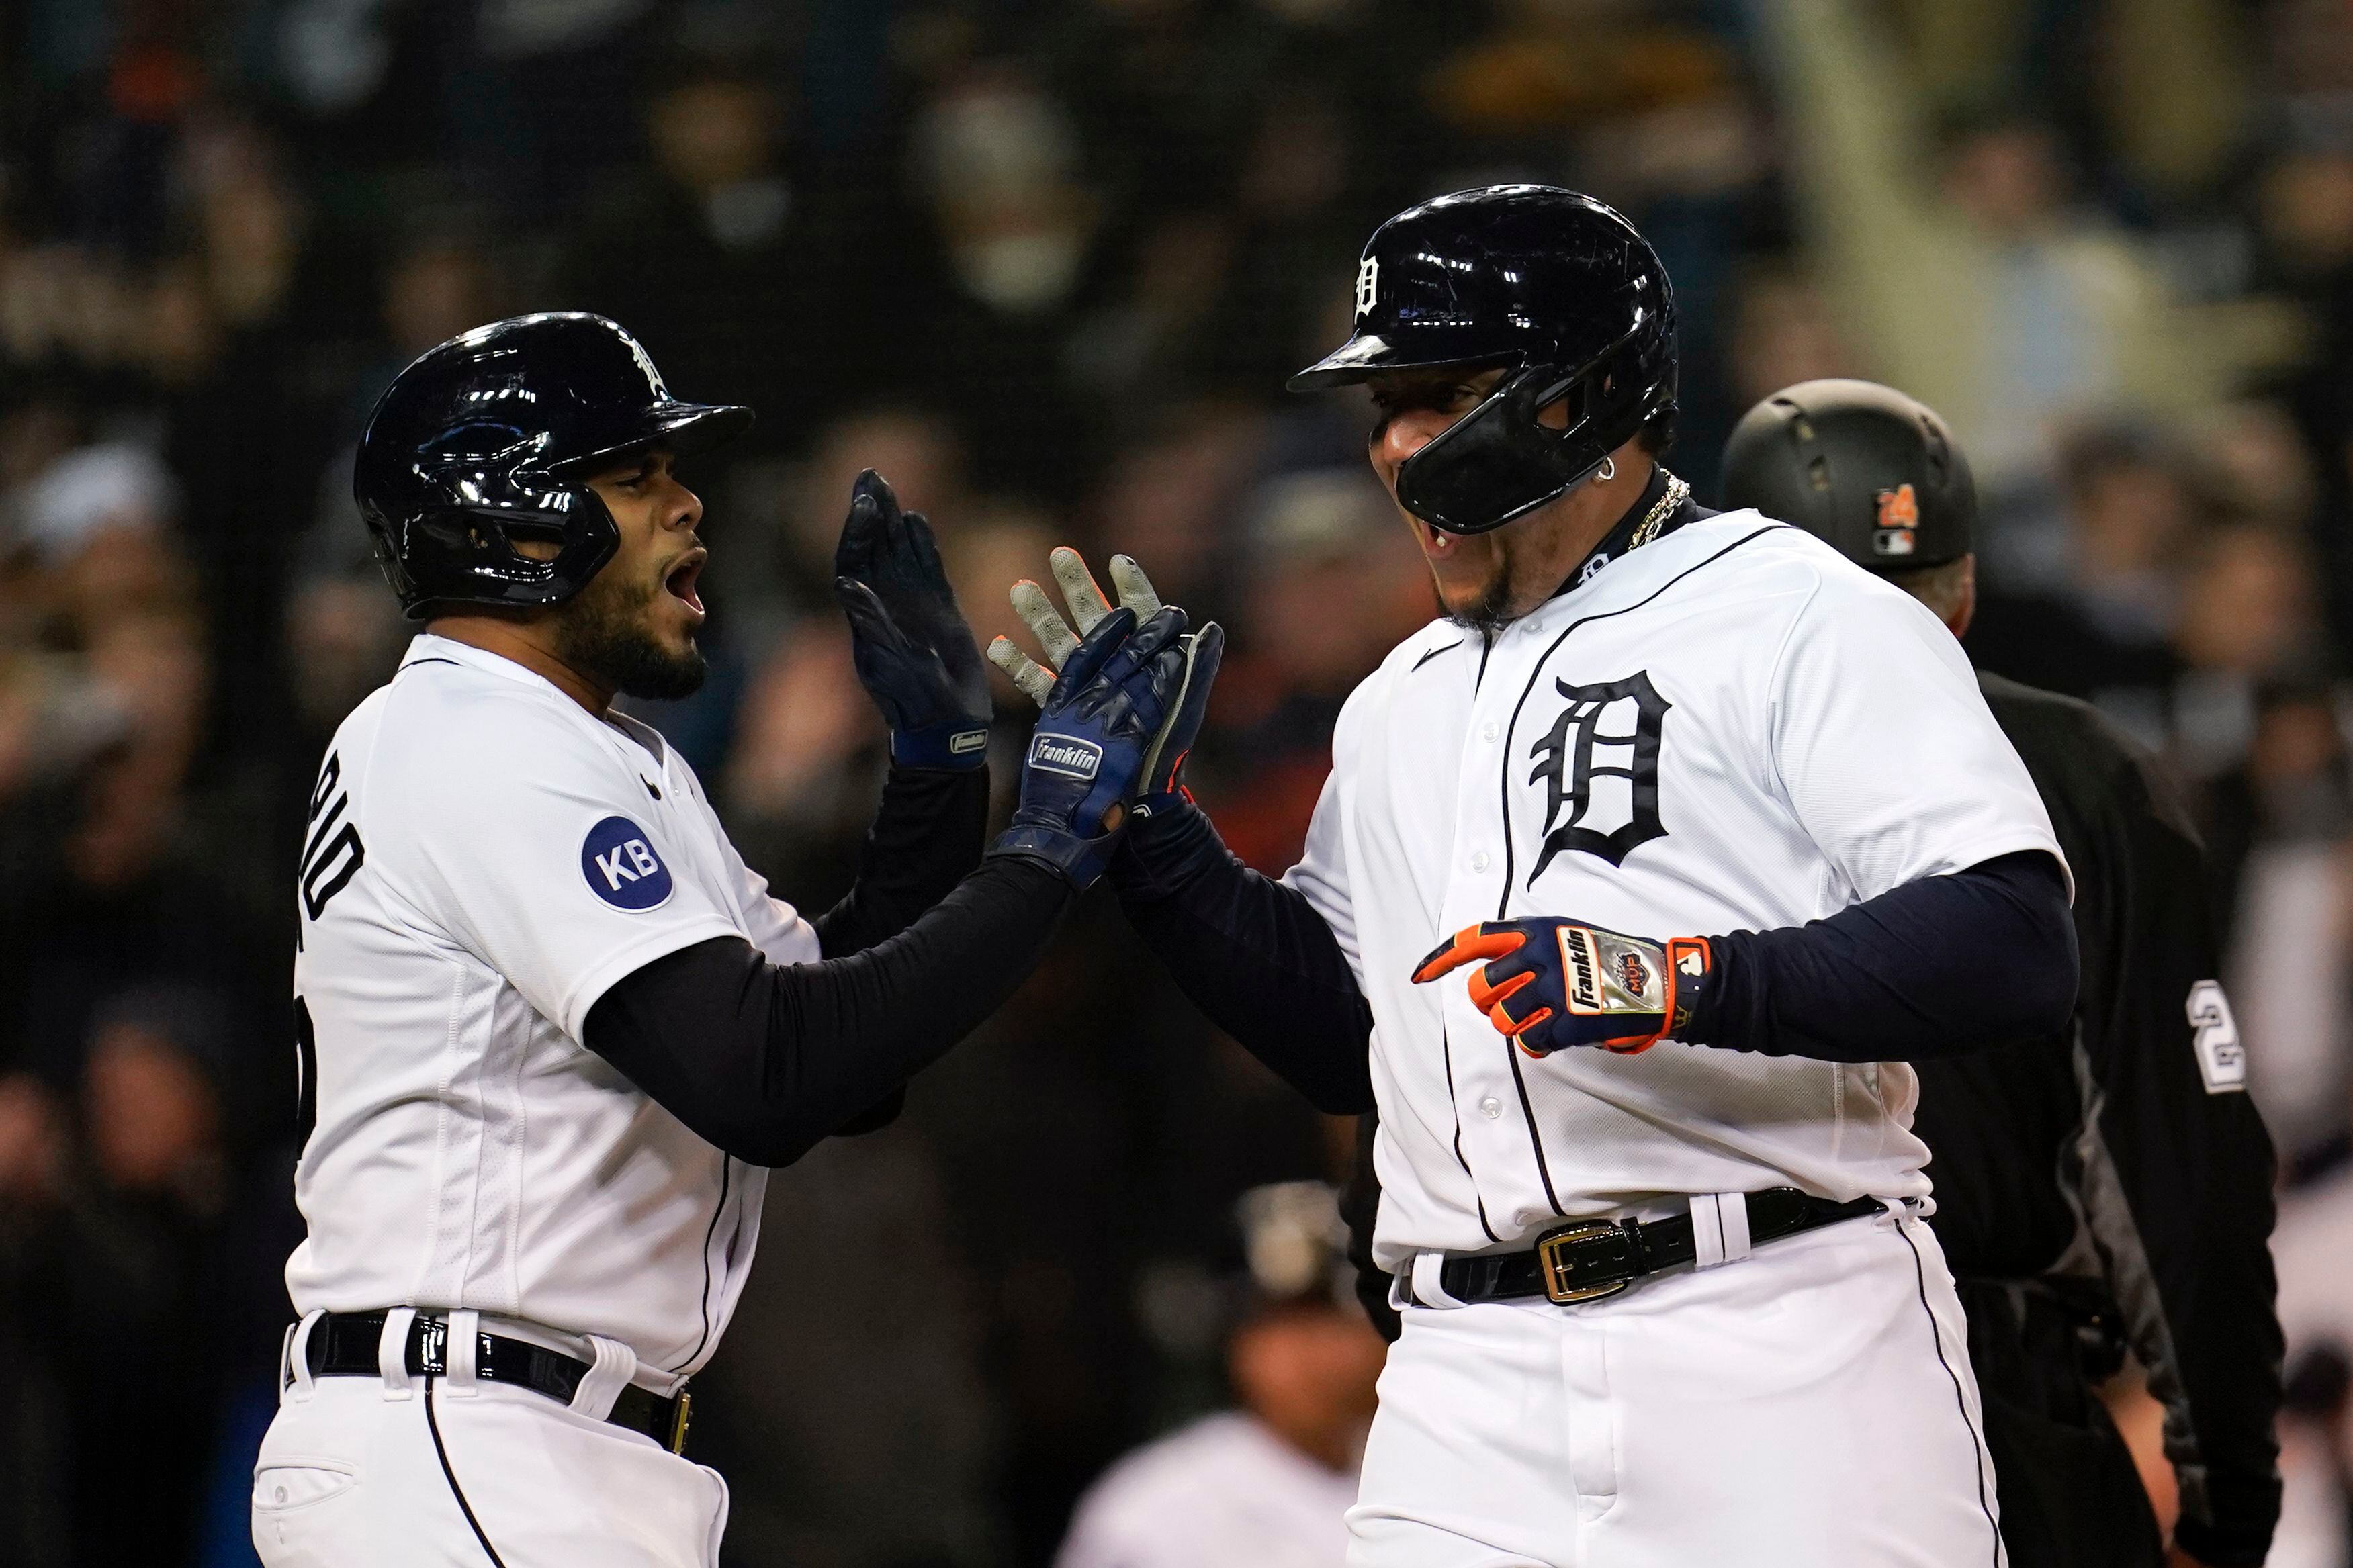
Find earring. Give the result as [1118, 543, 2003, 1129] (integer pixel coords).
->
[1596, 456, 1616, 483]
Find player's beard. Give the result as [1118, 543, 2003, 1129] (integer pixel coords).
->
[553, 564, 707, 702]
[1435, 539, 1522, 636]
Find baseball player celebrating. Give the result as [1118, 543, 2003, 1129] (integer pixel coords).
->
[254, 312, 1192, 1567]
[1722, 380, 2283, 1568]
[995, 188, 2079, 1565]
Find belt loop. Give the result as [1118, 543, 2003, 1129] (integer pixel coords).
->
[445, 1309, 481, 1398]
[570, 1335, 638, 1422]
[1690, 1194, 1723, 1268]
[378, 1307, 419, 1401]
[1409, 1252, 1465, 1310]
[1686, 1191, 1752, 1269]
[285, 1309, 326, 1402]
[1388, 1269, 1414, 1313]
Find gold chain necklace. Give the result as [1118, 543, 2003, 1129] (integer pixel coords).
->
[1626, 470, 1692, 553]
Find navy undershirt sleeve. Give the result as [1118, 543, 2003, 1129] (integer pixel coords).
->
[812, 763, 989, 960]
[1109, 803, 1375, 1115]
[584, 858, 1073, 1166]
[805, 762, 991, 1134]
[1683, 850, 2076, 1062]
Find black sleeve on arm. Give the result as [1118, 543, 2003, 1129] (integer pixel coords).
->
[1110, 803, 1375, 1114]
[2069, 755, 2280, 1567]
[1684, 850, 2076, 1062]
[813, 764, 990, 958]
[585, 858, 1071, 1167]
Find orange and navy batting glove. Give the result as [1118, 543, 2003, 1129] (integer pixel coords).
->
[1411, 918, 1712, 1056]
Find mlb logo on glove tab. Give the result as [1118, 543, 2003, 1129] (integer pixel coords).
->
[580, 816, 673, 910]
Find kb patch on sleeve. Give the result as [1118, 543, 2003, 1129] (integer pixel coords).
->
[581, 816, 674, 910]
[2184, 979, 2247, 1094]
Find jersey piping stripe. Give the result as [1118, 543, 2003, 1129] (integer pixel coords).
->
[1412, 639, 1464, 672]
[1489, 525, 1783, 1214]
[1894, 1216, 2004, 1567]
[671, 1156, 731, 1373]
[424, 1374, 511, 1567]
[1451, 634, 1513, 1235]
[1441, 1026, 1502, 1243]
[1503, 1035, 1566, 1215]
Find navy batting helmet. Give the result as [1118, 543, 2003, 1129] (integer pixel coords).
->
[1290, 185, 1677, 537]
[1720, 379, 1974, 571]
[355, 313, 753, 620]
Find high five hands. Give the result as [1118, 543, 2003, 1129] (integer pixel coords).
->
[989, 548, 1225, 815]
[977, 545, 1222, 890]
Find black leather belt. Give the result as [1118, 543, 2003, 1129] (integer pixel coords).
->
[1418, 1189, 1888, 1306]
[300, 1311, 692, 1455]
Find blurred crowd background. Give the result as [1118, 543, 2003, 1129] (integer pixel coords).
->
[8, 0, 2353, 1563]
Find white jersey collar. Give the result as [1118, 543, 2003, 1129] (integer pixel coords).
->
[398, 633, 670, 766]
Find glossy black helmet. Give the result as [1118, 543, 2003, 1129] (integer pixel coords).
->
[1290, 185, 1677, 536]
[355, 312, 753, 619]
[1720, 379, 1974, 571]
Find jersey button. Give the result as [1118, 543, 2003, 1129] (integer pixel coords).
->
[1480, 1096, 1502, 1119]
[1480, 721, 1500, 742]
[1470, 851, 1491, 872]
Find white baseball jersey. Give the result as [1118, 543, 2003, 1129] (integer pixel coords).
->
[285, 633, 817, 1379]
[1056, 1412, 1358, 1568]
[1283, 512, 2064, 1272]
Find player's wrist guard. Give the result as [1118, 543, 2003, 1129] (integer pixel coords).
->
[1413, 917, 1712, 1056]
[889, 719, 990, 772]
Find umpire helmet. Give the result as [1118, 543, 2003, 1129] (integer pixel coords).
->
[1720, 379, 1974, 571]
[355, 313, 753, 620]
[1290, 185, 1677, 537]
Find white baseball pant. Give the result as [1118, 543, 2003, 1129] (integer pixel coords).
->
[252, 1313, 727, 1567]
[1350, 1201, 2006, 1567]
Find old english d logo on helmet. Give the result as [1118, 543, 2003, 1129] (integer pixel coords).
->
[1288, 185, 1678, 535]
[354, 313, 754, 620]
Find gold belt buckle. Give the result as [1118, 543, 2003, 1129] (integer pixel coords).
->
[1534, 1221, 1635, 1305]
[668, 1391, 693, 1455]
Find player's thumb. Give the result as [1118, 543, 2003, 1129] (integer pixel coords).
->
[834, 577, 908, 652]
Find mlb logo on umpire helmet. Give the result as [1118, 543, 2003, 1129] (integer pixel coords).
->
[1873, 484, 1920, 557]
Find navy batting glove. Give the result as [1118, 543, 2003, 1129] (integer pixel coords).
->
[833, 470, 991, 771]
[990, 605, 1192, 888]
[1131, 620, 1224, 818]
[1413, 917, 1714, 1056]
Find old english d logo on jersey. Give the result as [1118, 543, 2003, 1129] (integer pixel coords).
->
[580, 815, 674, 909]
[1528, 670, 1670, 881]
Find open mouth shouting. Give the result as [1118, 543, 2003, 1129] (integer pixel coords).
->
[663, 547, 707, 618]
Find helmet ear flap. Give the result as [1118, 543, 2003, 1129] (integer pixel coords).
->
[391, 480, 621, 620]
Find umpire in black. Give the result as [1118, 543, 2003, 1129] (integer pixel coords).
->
[1716, 379, 2282, 1568]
